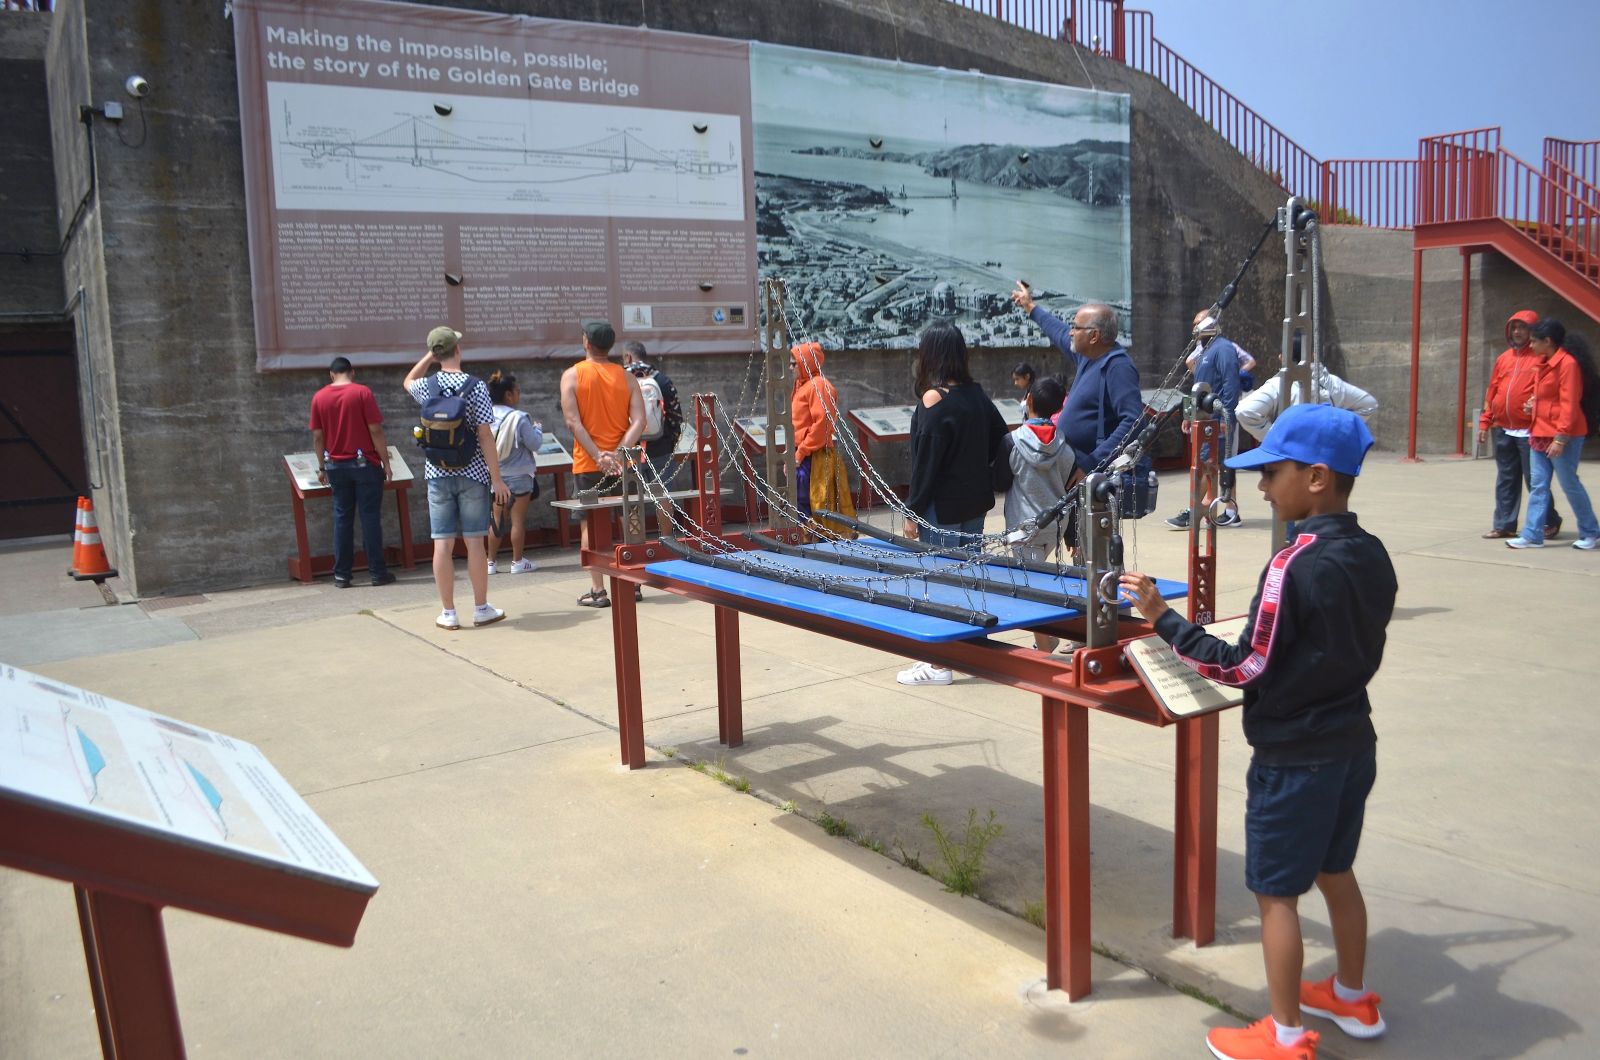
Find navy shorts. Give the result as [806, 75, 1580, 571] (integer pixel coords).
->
[1244, 747, 1376, 897]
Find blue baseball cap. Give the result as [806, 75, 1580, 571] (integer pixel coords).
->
[1225, 403, 1374, 476]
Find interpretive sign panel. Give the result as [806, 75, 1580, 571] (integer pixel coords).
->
[0, 665, 378, 891]
[284, 446, 414, 493]
[536, 435, 574, 473]
[734, 414, 787, 449]
[1125, 617, 1249, 719]
[850, 405, 915, 439]
[233, 0, 756, 368]
[750, 43, 1131, 350]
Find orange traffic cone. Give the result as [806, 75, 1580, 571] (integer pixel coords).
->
[69, 496, 118, 582]
[67, 497, 87, 576]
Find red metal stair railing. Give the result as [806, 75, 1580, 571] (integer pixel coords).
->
[1408, 128, 1600, 459]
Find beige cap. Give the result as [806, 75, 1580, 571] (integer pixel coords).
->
[427, 326, 462, 355]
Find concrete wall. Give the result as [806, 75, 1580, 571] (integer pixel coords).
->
[34, 0, 1306, 596]
[0, 13, 64, 319]
[1320, 227, 1598, 455]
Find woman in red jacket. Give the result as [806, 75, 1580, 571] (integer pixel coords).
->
[1510, 319, 1598, 550]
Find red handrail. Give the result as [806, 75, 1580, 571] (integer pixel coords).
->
[1318, 160, 1418, 230]
[1544, 137, 1600, 194]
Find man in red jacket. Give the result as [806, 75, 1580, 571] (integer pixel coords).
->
[1477, 310, 1562, 539]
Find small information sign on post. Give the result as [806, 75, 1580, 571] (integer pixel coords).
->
[1125, 616, 1249, 719]
[0, 664, 377, 1057]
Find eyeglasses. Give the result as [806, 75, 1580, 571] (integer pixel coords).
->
[1068, 324, 1096, 332]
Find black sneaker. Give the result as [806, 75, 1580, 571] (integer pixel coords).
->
[370, 571, 396, 587]
[1165, 509, 1191, 530]
[1215, 509, 1243, 528]
[333, 576, 352, 589]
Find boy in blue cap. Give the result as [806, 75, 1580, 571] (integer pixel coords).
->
[1120, 403, 1397, 1060]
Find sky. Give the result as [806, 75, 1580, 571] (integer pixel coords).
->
[1119, 0, 1599, 165]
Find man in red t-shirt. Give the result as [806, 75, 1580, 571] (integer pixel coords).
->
[309, 357, 394, 587]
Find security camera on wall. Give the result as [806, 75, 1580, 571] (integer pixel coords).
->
[125, 75, 150, 99]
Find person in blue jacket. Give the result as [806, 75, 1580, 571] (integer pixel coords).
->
[1010, 283, 1141, 475]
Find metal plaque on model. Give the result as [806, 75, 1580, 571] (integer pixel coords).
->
[283, 446, 413, 494]
[1125, 616, 1250, 719]
[0, 665, 378, 892]
[850, 405, 916, 439]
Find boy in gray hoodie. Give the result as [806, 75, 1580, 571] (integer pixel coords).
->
[1003, 377, 1079, 651]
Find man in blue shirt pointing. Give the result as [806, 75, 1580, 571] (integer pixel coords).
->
[1010, 283, 1141, 474]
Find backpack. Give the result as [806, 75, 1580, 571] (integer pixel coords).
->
[990, 432, 1016, 493]
[416, 373, 480, 469]
[637, 374, 666, 441]
[493, 408, 524, 461]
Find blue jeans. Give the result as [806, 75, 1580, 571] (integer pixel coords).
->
[426, 475, 491, 539]
[923, 513, 985, 550]
[1492, 429, 1559, 533]
[327, 462, 386, 580]
[1524, 438, 1599, 544]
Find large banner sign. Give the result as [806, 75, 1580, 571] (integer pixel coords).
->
[233, 0, 756, 369]
[751, 44, 1131, 351]
[232, 2, 1130, 369]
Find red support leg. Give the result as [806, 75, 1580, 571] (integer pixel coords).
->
[1455, 251, 1472, 457]
[77, 887, 187, 1059]
[1405, 247, 1425, 462]
[1042, 696, 1091, 999]
[289, 490, 313, 583]
[611, 573, 646, 769]
[395, 485, 416, 570]
[855, 426, 875, 511]
[1172, 713, 1219, 945]
[714, 605, 744, 747]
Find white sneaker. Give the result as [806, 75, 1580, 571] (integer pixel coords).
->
[435, 609, 460, 630]
[486, 560, 498, 575]
[1505, 537, 1544, 549]
[473, 604, 506, 627]
[1573, 537, 1598, 551]
[897, 662, 953, 686]
[509, 558, 538, 573]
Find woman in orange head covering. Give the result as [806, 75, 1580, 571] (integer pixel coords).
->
[790, 341, 856, 534]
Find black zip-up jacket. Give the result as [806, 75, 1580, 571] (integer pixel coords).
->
[906, 383, 1008, 524]
[1153, 512, 1397, 765]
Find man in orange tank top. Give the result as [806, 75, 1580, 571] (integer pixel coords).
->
[560, 319, 645, 607]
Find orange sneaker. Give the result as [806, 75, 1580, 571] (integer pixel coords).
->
[1300, 976, 1386, 1038]
[1206, 1017, 1319, 1059]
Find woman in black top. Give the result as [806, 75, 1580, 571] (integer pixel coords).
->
[905, 321, 1008, 546]
[898, 321, 1008, 687]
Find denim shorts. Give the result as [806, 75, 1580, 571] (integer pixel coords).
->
[1244, 746, 1376, 897]
[503, 473, 535, 497]
[426, 475, 491, 539]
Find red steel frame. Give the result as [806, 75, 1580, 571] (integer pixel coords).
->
[579, 394, 1231, 999]
[1, 794, 373, 1058]
[284, 460, 416, 583]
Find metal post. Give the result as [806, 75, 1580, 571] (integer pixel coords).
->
[1455, 251, 1471, 457]
[1042, 695, 1091, 999]
[1080, 475, 1118, 649]
[1275, 197, 1316, 551]
[618, 446, 646, 545]
[693, 394, 724, 538]
[760, 280, 799, 530]
[1406, 248, 1424, 462]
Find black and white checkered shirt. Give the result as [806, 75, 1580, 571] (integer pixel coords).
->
[408, 371, 494, 485]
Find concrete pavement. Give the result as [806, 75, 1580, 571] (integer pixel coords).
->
[2, 453, 1597, 1057]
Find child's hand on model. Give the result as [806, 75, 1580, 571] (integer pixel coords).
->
[1117, 570, 1168, 622]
